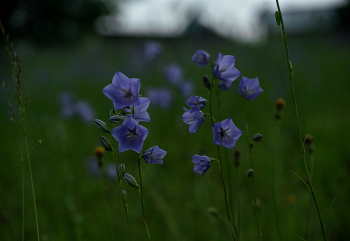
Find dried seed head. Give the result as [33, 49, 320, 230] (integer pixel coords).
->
[275, 98, 286, 111]
[246, 168, 253, 177]
[234, 148, 241, 167]
[252, 133, 262, 142]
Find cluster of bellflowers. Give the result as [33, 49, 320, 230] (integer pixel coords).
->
[94, 71, 167, 235]
[183, 49, 263, 175]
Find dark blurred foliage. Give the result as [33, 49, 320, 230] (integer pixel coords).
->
[0, 0, 111, 45]
[336, 1, 350, 31]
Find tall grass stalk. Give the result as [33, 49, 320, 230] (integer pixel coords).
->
[136, 153, 151, 240]
[272, 118, 283, 241]
[275, 1, 327, 240]
[209, 75, 236, 240]
[1, 23, 40, 241]
[241, 98, 262, 241]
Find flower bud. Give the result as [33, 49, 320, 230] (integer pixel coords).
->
[275, 11, 281, 26]
[94, 119, 110, 134]
[100, 136, 113, 152]
[203, 75, 211, 90]
[246, 168, 253, 177]
[123, 173, 140, 189]
[109, 115, 126, 124]
[118, 163, 126, 179]
[110, 109, 115, 117]
[252, 133, 262, 142]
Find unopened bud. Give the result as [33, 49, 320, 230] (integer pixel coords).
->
[123, 173, 140, 189]
[94, 119, 110, 134]
[246, 169, 253, 177]
[234, 149, 241, 167]
[118, 163, 125, 179]
[275, 11, 281, 26]
[109, 115, 126, 124]
[100, 136, 113, 152]
[110, 109, 115, 117]
[252, 133, 262, 142]
[203, 75, 211, 90]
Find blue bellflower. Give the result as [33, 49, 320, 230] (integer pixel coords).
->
[192, 154, 211, 176]
[191, 49, 210, 67]
[102, 71, 141, 110]
[144, 41, 162, 61]
[125, 97, 151, 122]
[111, 116, 149, 153]
[163, 64, 183, 86]
[180, 80, 195, 98]
[218, 81, 232, 91]
[238, 76, 264, 100]
[213, 53, 241, 84]
[212, 118, 242, 149]
[182, 107, 204, 134]
[142, 145, 167, 164]
[185, 95, 206, 112]
[147, 87, 174, 110]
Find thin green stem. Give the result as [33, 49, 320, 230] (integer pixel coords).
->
[275, 1, 327, 240]
[19, 126, 24, 241]
[112, 140, 132, 241]
[235, 162, 241, 241]
[136, 153, 151, 240]
[209, 75, 236, 240]
[241, 98, 262, 240]
[99, 169, 116, 241]
[23, 121, 40, 241]
[272, 119, 283, 241]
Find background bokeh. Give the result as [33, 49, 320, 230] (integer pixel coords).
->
[1, 0, 350, 240]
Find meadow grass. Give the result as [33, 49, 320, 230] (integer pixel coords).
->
[1, 32, 350, 240]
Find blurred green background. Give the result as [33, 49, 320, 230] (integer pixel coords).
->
[1, 1, 350, 240]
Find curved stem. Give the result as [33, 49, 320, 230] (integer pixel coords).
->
[112, 140, 132, 241]
[136, 153, 151, 240]
[23, 121, 40, 241]
[272, 119, 283, 241]
[209, 75, 236, 240]
[241, 98, 262, 240]
[275, 1, 327, 240]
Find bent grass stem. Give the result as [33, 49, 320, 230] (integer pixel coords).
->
[275, 1, 327, 240]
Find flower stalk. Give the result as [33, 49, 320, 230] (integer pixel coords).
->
[209, 75, 236, 240]
[275, 1, 327, 240]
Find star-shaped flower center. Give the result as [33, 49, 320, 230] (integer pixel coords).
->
[122, 88, 133, 101]
[220, 66, 228, 72]
[243, 84, 257, 97]
[218, 127, 230, 139]
[127, 127, 138, 141]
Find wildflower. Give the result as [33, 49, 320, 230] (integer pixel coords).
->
[76, 100, 95, 124]
[238, 76, 263, 100]
[93, 146, 105, 161]
[182, 107, 204, 134]
[163, 64, 183, 86]
[213, 53, 241, 84]
[102, 71, 141, 110]
[103, 162, 118, 180]
[142, 145, 167, 164]
[59, 92, 75, 119]
[144, 41, 162, 61]
[304, 134, 315, 153]
[192, 154, 211, 176]
[147, 87, 173, 110]
[180, 81, 195, 98]
[191, 49, 210, 67]
[125, 97, 151, 122]
[111, 116, 149, 153]
[185, 95, 206, 112]
[275, 97, 286, 119]
[212, 118, 242, 149]
[218, 81, 232, 91]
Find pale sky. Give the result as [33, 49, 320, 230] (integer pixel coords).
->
[96, 0, 347, 42]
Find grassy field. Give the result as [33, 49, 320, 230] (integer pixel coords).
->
[1, 33, 349, 240]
